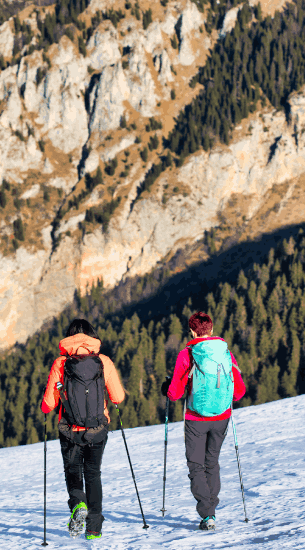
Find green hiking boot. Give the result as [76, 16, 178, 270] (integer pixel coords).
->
[199, 515, 216, 531]
[68, 502, 88, 538]
[85, 531, 102, 540]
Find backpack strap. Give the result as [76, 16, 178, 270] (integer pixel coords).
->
[186, 345, 195, 379]
[56, 381, 77, 425]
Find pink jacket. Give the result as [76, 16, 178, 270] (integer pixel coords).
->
[167, 336, 246, 421]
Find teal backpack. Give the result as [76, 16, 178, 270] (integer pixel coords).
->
[187, 339, 234, 417]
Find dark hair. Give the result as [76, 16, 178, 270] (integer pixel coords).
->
[189, 312, 213, 336]
[66, 319, 99, 339]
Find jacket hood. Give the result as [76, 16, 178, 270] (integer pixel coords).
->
[59, 334, 101, 356]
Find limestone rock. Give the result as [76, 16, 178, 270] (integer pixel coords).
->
[0, 126, 43, 184]
[87, 24, 121, 70]
[154, 48, 174, 85]
[89, 62, 130, 138]
[55, 213, 86, 236]
[219, 6, 241, 37]
[42, 158, 54, 174]
[144, 22, 164, 54]
[160, 11, 178, 36]
[0, 82, 22, 130]
[17, 52, 43, 113]
[83, 150, 100, 174]
[127, 43, 159, 116]
[34, 37, 89, 154]
[99, 135, 135, 162]
[21, 184, 40, 200]
[0, 21, 14, 59]
[85, 185, 104, 207]
[86, 0, 107, 16]
[47, 174, 78, 193]
[176, 1, 204, 66]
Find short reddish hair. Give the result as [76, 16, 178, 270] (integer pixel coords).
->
[189, 312, 213, 336]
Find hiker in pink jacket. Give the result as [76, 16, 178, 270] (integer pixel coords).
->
[161, 312, 246, 531]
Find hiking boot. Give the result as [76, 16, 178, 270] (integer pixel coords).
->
[85, 531, 102, 540]
[68, 502, 88, 538]
[199, 515, 216, 531]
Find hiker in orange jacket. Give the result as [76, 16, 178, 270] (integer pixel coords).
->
[41, 318, 125, 540]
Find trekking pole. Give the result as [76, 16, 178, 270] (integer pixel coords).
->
[160, 382, 170, 517]
[231, 409, 249, 523]
[42, 413, 48, 546]
[115, 405, 149, 529]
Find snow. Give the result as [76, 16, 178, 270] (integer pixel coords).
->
[1, 395, 305, 549]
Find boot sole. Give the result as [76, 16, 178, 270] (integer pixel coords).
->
[199, 522, 216, 531]
[69, 507, 88, 538]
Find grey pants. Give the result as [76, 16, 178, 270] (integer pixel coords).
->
[185, 418, 229, 519]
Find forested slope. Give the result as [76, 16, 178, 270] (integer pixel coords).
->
[138, 0, 305, 195]
[1, 224, 305, 447]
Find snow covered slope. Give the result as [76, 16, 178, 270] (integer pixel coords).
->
[1, 395, 305, 549]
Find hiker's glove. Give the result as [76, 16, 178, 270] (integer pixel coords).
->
[161, 378, 171, 397]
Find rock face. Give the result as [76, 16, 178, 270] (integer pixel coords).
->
[87, 25, 121, 70]
[0, 1, 206, 182]
[0, 0, 303, 350]
[89, 62, 130, 137]
[0, 21, 14, 59]
[176, 2, 204, 66]
[3, 89, 305, 350]
[219, 6, 241, 37]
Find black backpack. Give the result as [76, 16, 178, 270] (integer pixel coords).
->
[58, 353, 108, 446]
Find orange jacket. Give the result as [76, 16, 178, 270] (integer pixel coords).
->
[41, 333, 125, 426]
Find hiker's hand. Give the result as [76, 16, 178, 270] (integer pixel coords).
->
[161, 378, 171, 396]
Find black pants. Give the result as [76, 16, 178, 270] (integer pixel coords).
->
[60, 433, 108, 533]
[185, 418, 229, 519]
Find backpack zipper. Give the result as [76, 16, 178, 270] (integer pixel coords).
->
[217, 364, 221, 388]
[85, 387, 89, 428]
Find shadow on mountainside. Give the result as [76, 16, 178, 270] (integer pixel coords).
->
[107, 221, 305, 326]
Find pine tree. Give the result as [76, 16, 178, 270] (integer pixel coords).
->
[137, 398, 150, 426]
[247, 280, 257, 314]
[169, 314, 183, 341]
[269, 314, 284, 357]
[267, 288, 280, 319]
[281, 330, 300, 397]
[257, 361, 280, 404]
[237, 270, 248, 291]
[154, 334, 167, 389]
[252, 291, 267, 328]
[259, 325, 270, 363]
[233, 295, 247, 333]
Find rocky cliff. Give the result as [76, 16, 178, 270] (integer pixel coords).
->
[0, 0, 304, 350]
